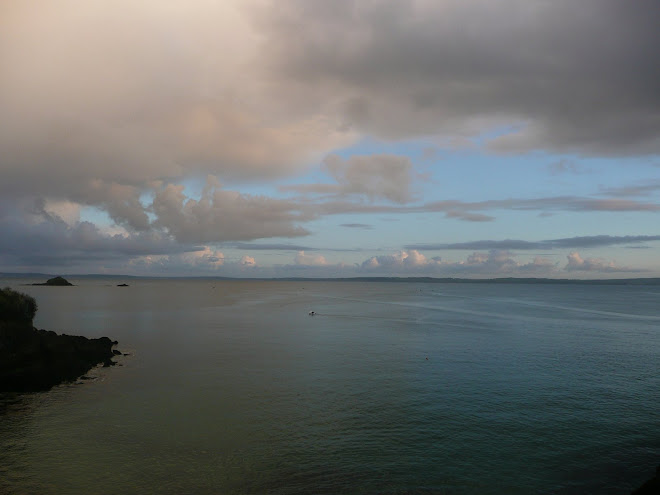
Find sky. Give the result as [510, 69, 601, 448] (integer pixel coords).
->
[1, 0, 659, 278]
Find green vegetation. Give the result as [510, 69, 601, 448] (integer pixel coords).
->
[0, 287, 38, 322]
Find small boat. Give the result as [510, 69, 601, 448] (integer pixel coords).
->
[308, 311, 315, 316]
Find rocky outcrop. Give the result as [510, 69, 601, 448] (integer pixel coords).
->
[0, 287, 118, 392]
[631, 465, 660, 494]
[32, 276, 74, 286]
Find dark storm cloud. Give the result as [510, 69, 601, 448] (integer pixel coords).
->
[257, 0, 660, 155]
[0, 209, 195, 268]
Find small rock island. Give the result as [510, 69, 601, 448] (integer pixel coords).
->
[0, 287, 119, 392]
[32, 276, 74, 286]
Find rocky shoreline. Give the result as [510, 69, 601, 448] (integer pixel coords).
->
[0, 287, 120, 392]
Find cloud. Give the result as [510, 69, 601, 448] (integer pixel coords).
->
[407, 234, 660, 251]
[361, 249, 441, 271]
[599, 181, 660, 197]
[310, 194, 660, 221]
[294, 251, 328, 266]
[4, 201, 646, 278]
[1, 0, 659, 277]
[406, 239, 543, 251]
[281, 154, 416, 203]
[564, 252, 642, 273]
[40, 200, 81, 227]
[257, 0, 660, 156]
[151, 178, 313, 243]
[441, 250, 558, 276]
[358, 249, 557, 276]
[240, 255, 257, 267]
[445, 211, 495, 222]
[0, 201, 193, 270]
[231, 242, 316, 251]
[421, 197, 660, 217]
[550, 235, 660, 249]
[322, 154, 414, 203]
[180, 247, 225, 268]
[340, 223, 373, 230]
[0, 0, 354, 214]
[520, 256, 557, 273]
[130, 247, 226, 273]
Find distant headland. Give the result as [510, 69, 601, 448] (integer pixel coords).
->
[2, 272, 660, 285]
[0, 287, 120, 392]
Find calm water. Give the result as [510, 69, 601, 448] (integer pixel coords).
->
[1, 279, 659, 494]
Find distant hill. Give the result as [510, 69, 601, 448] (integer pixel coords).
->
[2, 273, 660, 285]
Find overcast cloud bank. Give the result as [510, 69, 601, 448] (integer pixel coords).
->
[1, 1, 658, 276]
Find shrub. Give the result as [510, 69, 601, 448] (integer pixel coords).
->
[0, 288, 38, 322]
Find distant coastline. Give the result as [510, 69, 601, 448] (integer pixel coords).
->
[2, 272, 660, 285]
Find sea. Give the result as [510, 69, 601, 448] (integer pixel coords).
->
[0, 278, 658, 494]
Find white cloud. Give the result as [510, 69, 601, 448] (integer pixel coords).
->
[359, 249, 556, 276]
[564, 251, 635, 273]
[181, 247, 225, 268]
[361, 250, 442, 271]
[240, 255, 257, 267]
[294, 251, 328, 266]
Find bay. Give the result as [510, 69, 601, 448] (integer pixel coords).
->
[1, 279, 659, 494]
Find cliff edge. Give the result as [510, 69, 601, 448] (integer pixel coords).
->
[0, 287, 118, 392]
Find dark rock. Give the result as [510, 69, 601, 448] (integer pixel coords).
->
[32, 276, 74, 286]
[0, 287, 118, 392]
[631, 464, 660, 494]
